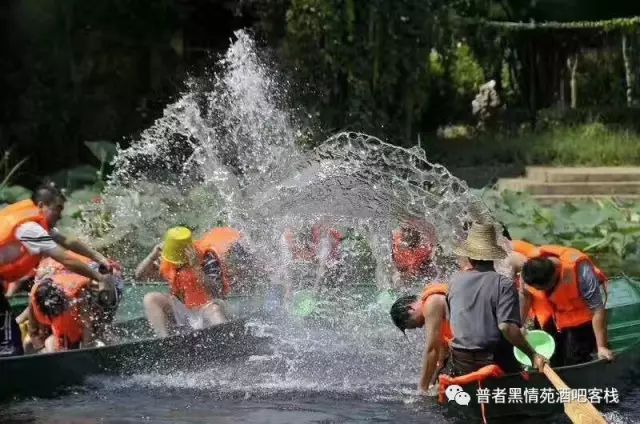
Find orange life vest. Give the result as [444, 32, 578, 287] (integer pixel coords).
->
[36, 252, 93, 293]
[392, 230, 433, 277]
[0, 200, 51, 283]
[310, 224, 343, 262]
[29, 279, 86, 350]
[515, 243, 608, 331]
[511, 239, 538, 259]
[284, 225, 343, 262]
[160, 227, 242, 309]
[438, 364, 505, 405]
[420, 283, 453, 345]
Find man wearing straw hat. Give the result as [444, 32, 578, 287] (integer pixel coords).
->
[447, 222, 546, 375]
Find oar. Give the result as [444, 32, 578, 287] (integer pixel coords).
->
[514, 330, 607, 424]
[541, 365, 607, 424]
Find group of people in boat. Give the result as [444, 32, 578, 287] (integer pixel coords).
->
[3, 182, 610, 393]
[0, 183, 260, 355]
[0, 180, 441, 357]
[390, 221, 615, 396]
[0, 184, 123, 355]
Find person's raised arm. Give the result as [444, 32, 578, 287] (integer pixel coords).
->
[50, 230, 110, 269]
[43, 246, 105, 283]
[135, 243, 163, 281]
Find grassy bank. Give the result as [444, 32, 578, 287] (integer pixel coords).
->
[424, 123, 640, 167]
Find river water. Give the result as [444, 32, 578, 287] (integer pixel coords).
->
[2, 30, 639, 423]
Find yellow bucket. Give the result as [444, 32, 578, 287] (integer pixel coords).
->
[161, 227, 193, 265]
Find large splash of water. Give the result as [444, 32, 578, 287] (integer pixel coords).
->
[83, 30, 500, 399]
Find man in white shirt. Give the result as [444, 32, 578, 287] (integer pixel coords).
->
[0, 183, 116, 356]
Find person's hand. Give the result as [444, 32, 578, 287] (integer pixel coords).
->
[533, 353, 548, 372]
[184, 246, 200, 268]
[597, 346, 615, 362]
[417, 383, 438, 397]
[153, 243, 163, 257]
[98, 259, 123, 275]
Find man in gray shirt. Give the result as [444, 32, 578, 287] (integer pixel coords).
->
[447, 222, 546, 375]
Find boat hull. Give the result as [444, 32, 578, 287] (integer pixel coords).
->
[444, 341, 640, 420]
[0, 319, 271, 401]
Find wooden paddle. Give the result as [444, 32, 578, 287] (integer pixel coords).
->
[542, 365, 607, 424]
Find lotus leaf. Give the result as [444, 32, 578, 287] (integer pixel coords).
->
[85, 141, 117, 165]
[0, 185, 32, 203]
[484, 189, 640, 275]
[51, 165, 99, 190]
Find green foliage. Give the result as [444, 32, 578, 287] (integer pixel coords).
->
[428, 50, 445, 79]
[424, 123, 640, 167]
[0, 152, 28, 190]
[478, 189, 640, 275]
[0, 185, 32, 206]
[450, 42, 485, 97]
[576, 51, 627, 107]
[476, 16, 640, 32]
[2, 0, 183, 184]
[284, 0, 439, 142]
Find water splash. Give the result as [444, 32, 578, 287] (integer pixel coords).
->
[80, 29, 500, 401]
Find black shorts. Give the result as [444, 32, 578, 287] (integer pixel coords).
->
[449, 338, 522, 376]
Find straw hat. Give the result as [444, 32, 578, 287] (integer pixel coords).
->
[453, 222, 507, 260]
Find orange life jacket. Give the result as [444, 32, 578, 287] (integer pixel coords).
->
[310, 224, 343, 262]
[0, 200, 51, 283]
[36, 252, 93, 293]
[284, 225, 343, 262]
[392, 230, 433, 277]
[515, 243, 608, 331]
[511, 239, 538, 259]
[420, 283, 453, 345]
[30, 279, 86, 350]
[438, 364, 505, 404]
[160, 227, 242, 309]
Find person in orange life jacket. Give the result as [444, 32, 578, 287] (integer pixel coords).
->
[520, 252, 614, 365]
[390, 282, 452, 396]
[0, 183, 117, 355]
[447, 222, 547, 376]
[283, 222, 344, 265]
[282, 221, 345, 292]
[136, 227, 243, 337]
[33, 253, 125, 344]
[391, 221, 436, 288]
[27, 276, 92, 353]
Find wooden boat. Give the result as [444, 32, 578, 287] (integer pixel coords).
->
[2, 284, 274, 401]
[443, 276, 640, 420]
[0, 317, 272, 401]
